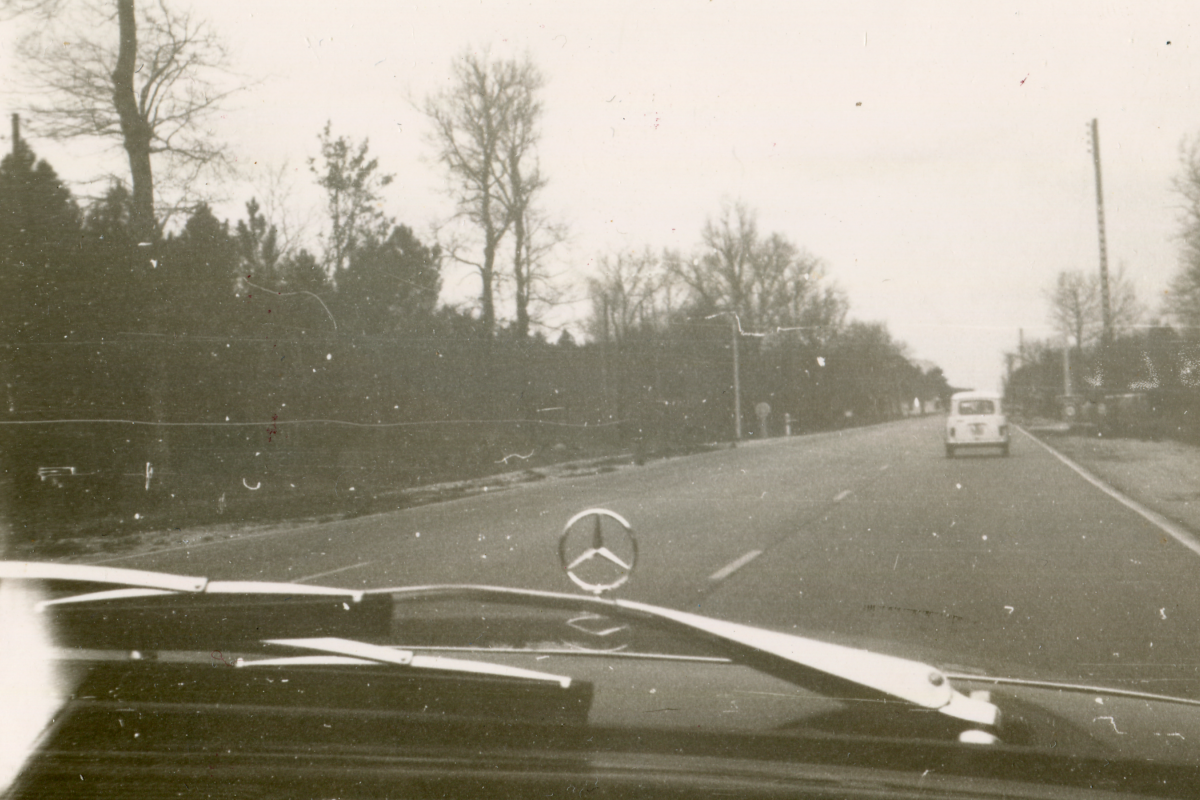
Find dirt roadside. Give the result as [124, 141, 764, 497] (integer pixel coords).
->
[18, 419, 914, 563]
[1022, 423, 1200, 537]
[20, 450, 651, 563]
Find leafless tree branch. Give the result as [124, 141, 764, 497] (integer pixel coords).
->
[9, 0, 242, 237]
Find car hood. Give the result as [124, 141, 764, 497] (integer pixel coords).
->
[5, 562, 1200, 798]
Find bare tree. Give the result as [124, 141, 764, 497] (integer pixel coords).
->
[792, 282, 849, 350]
[1047, 270, 1098, 349]
[1109, 264, 1143, 336]
[425, 51, 545, 338]
[491, 58, 562, 339]
[1166, 136, 1200, 335]
[752, 232, 826, 329]
[250, 159, 312, 263]
[7, 0, 238, 241]
[588, 248, 670, 345]
[509, 208, 567, 339]
[673, 200, 823, 331]
[672, 200, 756, 317]
[1047, 266, 1142, 348]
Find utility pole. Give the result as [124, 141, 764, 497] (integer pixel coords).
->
[10, 114, 18, 156]
[1089, 119, 1113, 359]
[600, 293, 610, 417]
[731, 313, 742, 441]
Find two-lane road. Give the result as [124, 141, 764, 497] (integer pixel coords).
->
[97, 416, 1200, 696]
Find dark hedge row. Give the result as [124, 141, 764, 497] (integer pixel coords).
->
[1, 141, 950, 543]
[1007, 327, 1200, 441]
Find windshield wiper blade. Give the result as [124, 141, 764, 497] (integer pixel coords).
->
[0, 561, 207, 592]
[2, 561, 366, 604]
[3, 561, 391, 649]
[263, 637, 575, 688]
[36, 588, 175, 610]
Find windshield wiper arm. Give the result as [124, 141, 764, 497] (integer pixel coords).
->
[2, 563, 991, 724]
[262, 637, 575, 688]
[616, 598, 998, 727]
[382, 585, 999, 727]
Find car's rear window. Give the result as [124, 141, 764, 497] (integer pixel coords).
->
[956, 400, 996, 415]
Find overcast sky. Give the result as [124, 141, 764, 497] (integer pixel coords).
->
[4, 1, 1199, 392]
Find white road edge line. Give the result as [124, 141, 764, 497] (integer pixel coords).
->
[834, 489, 852, 502]
[708, 549, 763, 582]
[296, 560, 374, 583]
[1019, 425, 1200, 558]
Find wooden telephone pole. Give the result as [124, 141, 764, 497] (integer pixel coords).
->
[1089, 119, 1113, 360]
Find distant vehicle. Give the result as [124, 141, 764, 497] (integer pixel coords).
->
[945, 390, 1009, 458]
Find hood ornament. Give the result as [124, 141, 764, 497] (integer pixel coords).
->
[558, 508, 637, 595]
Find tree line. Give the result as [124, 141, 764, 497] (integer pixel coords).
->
[0, 0, 949, 541]
[0, 131, 945, 540]
[1006, 135, 1200, 440]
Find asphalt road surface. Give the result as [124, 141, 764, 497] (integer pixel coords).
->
[97, 415, 1200, 697]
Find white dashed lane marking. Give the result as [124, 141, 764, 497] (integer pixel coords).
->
[707, 487, 855, 585]
[296, 560, 374, 583]
[708, 550, 763, 582]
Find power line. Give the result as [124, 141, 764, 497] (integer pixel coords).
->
[0, 416, 625, 429]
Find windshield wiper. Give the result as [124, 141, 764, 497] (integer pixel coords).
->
[615, 596, 999, 728]
[2, 562, 576, 689]
[2, 561, 388, 650]
[259, 637, 575, 688]
[383, 585, 1000, 729]
[0, 561, 366, 603]
[0, 561, 208, 593]
[2, 562, 997, 728]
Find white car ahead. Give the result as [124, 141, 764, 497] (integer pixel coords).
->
[945, 390, 1009, 458]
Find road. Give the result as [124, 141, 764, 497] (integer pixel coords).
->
[96, 415, 1200, 697]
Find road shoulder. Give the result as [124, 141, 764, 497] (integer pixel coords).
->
[1021, 423, 1200, 548]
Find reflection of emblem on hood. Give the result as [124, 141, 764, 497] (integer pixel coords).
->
[558, 508, 637, 595]
[566, 612, 628, 637]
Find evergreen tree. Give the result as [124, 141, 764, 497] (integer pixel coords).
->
[234, 198, 282, 280]
[309, 122, 393, 278]
[336, 225, 442, 337]
[0, 139, 83, 338]
[74, 185, 156, 334]
[160, 203, 240, 334]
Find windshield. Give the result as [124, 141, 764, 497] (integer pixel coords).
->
[5, 2, 1200, 796]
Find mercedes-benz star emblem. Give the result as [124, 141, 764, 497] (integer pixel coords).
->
[558, 508, 637, 595]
